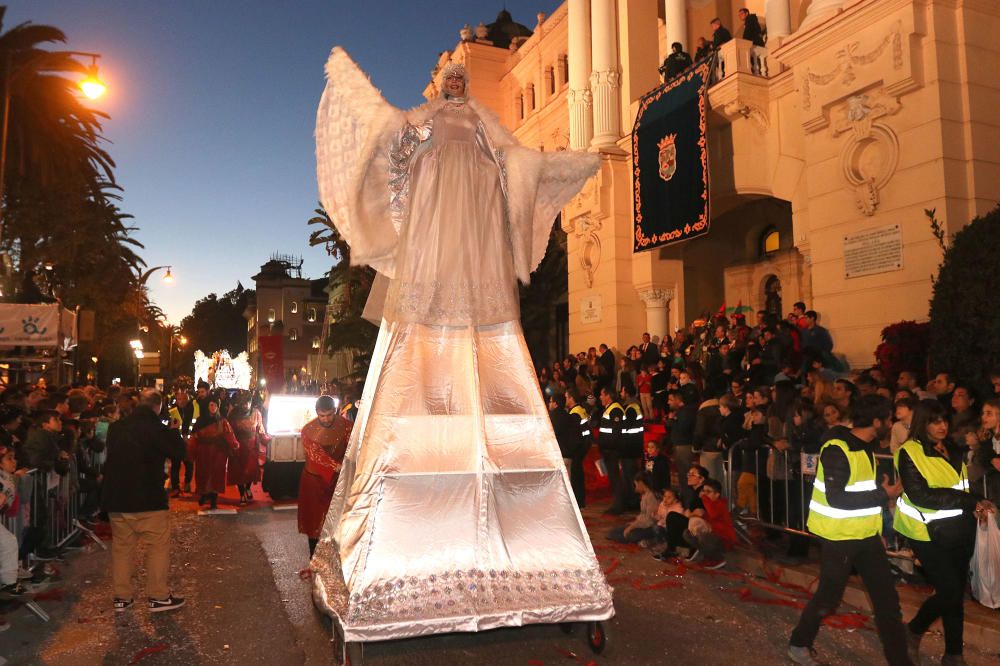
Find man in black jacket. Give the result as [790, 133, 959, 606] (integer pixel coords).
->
[738, 8, 765, 47]
[102, 391, 186, 613]
[710, 17, 733, 49]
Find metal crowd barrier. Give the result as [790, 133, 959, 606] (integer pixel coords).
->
[722, 446, 901, 542]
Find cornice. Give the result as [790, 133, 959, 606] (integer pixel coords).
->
[773, 0, 920, 68]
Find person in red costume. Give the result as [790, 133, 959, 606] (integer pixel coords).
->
[298, 395, 352, 557]
[187, 396, 239, 511]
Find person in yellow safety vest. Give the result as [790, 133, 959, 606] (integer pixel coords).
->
[893, 400, 995, 666]
[788, 395, 912, 666]
[620, 384, 644, 511]
[566, 389, 591, 508]
[597, 386, 628, 515]
[167, 388, 200, 496]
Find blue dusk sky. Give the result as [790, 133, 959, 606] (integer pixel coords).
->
[9, 0, 561, 323]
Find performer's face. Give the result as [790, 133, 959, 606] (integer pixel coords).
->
[317, 408, 336, 427]
[443, 74, 465, 97]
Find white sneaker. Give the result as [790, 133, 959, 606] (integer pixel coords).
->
[787, 645, 820, 665]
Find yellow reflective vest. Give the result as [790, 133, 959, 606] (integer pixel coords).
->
[893, 440, 970, 542]
[569, 404, 591, 439]
[806, 439, 883, 540]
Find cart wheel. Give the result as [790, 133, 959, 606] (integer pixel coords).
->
[586, 621, 607, 654]
[559, 622, 575, 635]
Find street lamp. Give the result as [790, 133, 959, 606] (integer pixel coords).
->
[142, 265, 176, 285]
[78, 55, 107, 100]
[0, 50, 107, 245]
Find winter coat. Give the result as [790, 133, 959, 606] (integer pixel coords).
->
[101, 405, 186, 513]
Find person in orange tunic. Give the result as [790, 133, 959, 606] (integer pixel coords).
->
[298, 395, 351, 556]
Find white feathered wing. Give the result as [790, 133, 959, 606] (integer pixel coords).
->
[316, 47, 404, 278]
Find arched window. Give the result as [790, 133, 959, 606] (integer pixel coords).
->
[267, 308, 276, 323]
[307, 307, 318, 322]
[311, 337, 321, 350]
[760, 227, 780, 256]
[547, 66, 556, 95]
[290, 301, 298, 314]
[289, 328, 298, 341]
[517, 93, 524, 120]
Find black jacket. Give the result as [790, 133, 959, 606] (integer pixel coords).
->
[712, 25, 733, 49]
[550, 407, 581, 460]
[102, 405, 186, 513]
[668, 403, 698, 448]
[741, 14, 765, 47]
[898, 439, 980, 543]
[818, 426, 888, 511]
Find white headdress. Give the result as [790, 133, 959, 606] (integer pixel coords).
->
[437, 62, 469, 97]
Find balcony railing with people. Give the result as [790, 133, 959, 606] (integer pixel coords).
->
[712, 38, 770, 82]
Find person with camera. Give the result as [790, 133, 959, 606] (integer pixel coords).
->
[102, 391, 186, 613]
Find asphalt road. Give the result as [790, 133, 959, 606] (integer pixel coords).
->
[2, 494, 997, 665]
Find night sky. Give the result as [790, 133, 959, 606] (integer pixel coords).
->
[9, 0, 561, 323]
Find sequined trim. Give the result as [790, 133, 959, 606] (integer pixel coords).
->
[387, 278, 519, 326]
[313, 538, 613, 629]
[388, 121, 433, 233]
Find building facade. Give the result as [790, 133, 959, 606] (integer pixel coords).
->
[424, 0, 1000, 368]
[245, 255, 328, 389]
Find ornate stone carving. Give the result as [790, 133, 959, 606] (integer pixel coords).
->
[638, 288, 673, 308]
[563, 214, 603, 288]
[831, 90, 900, 139]
[800, 21, 903, 116]
[459, 24, 473, 42]
[830, 91, 901, 216]
[721, 101, 770, 129]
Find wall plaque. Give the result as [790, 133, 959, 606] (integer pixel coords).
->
[580, 294, 602, 325]
[843, 223, 903, 279]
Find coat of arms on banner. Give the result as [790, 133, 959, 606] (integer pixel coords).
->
[657, 133, 677, 181]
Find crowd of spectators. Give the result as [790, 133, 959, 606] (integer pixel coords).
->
[543, 302, 1000, 570]
[0, 376, 362, 630]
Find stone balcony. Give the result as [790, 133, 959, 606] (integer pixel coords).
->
[706, 38, 774, 128]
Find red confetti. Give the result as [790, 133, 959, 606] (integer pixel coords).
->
[602, 558, 620, 575]
[32, 588, 65, 601]
[129, 643, 169, 664]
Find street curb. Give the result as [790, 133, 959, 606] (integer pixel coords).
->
[727, 548, 1000, 653]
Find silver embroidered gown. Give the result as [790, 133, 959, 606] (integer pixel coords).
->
[312, 53, 613, 644]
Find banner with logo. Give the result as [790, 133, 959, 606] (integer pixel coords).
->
[258, 335, 285, 392]
[0, 304, 76, 348]
[632, 60, 711, 252]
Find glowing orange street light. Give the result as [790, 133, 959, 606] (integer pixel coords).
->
[80, 68, 106, 99]
[162, 266, 174, 284]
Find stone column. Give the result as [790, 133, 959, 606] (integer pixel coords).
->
[638, 288, 673, 342]
[797, 0, 845, 32]
[568, 0, 594, 151]
[589, 0, 621, 150]
[765, 0, 791, 43]
[663, 0, 687, 51]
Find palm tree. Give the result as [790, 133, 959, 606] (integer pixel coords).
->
[0, 7, 114, 200]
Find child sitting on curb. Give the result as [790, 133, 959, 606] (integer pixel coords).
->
[683, 479, 737, 569]
[605, 471, 659, 544]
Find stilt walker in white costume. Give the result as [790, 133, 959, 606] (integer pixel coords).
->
[312, 48, 614, 659]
